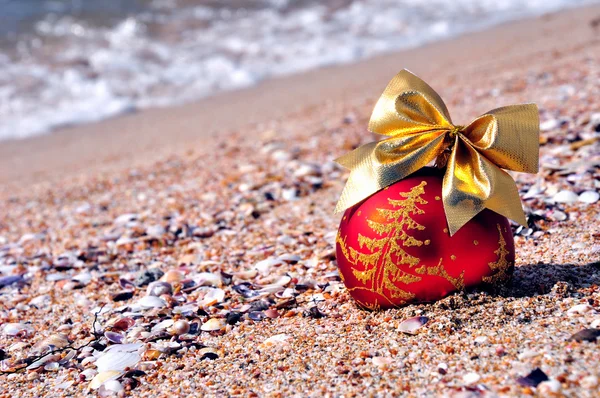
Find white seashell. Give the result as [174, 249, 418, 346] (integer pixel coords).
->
[146, 281, 172, 297]
[146, 225, 166, 238]
[90, 371, 122, 390]
[30, 295, 51, 307]
[463, 372, 481, 384]
[137, 295, 167, 309]
[579, 190, 599, 204]
[31, 333, 69, 354]
[3, 323, 35, 336]
[27, 354, 60, 370]
[553, 190, 578, 203]
[540, 119, 559, 131]
[72, 272, 93, 285]
[104, 380, 124, 393]
[80, 369, 98, 381]
[151, 319, 174, 333]
[254, 258, 283, 276]
[278, 254, 301, 263]
[517, 349, 539, 360]
[114, 214, 138, 226]
[200, 318, 225, 332]
[398, 316, 429, 335]
[580, 375, 599, 389]
[103, 343, 143, 353]
[567, 303, 593, 315]
[194, 272, 222, 287]
[591, 319, 600, 328]
[44, 362, 60, 371]
[258, 275, 292, 294]
[261, 334, 291, 348]
[95, 351, 141, 373]
[372, 356, 393, 369]
[199, 288, 225, 307]
[538, 379, 562, 394]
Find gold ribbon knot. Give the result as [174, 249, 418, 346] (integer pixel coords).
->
[335, 69, 539, 236]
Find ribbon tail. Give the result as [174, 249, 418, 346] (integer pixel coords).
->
[443, 136, 527, 236]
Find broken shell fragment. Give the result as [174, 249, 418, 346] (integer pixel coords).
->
[398, 316, 429, 335]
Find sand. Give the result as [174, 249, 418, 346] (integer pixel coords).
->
[1, 4, 600, 398]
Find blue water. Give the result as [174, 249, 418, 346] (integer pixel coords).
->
[0, 0, 598, 140]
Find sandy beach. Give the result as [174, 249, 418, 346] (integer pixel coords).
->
[1, 4, 600, 397]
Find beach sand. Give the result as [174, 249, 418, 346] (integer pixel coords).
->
[1, 4, 600, 397]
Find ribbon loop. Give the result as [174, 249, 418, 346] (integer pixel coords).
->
[335, 69, 539, 236]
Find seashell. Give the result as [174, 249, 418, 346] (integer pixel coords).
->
[568, 328, 600, 342]
[226, 312, 242, 325]
[146, 281, 172, 297]
[372, 356, 392, 370]
[463, 372, 481, 385]
[248, 311, 265, 322]
[171, 320, 190, 336]
[27, 354, 61, 370]
[278, 254, 301, 263]
[146, 225, 166, 238]
[232, 283, 260, 299]
[31, 333, 70, 355]
[567, 303, 593, 315]
[137, 296, 167, 309]
[151, 319, 174, 333]
[3, 323, 35, 336]
[73, 272, 93, 285]
[258, 275, 292, 293]
[104, 331, 125, 344]
[275, 288, 297, 299]
[44, 362, 60, 371]
[264, 309, 280, 319]
[254, 258, 283, 276]
[200, 318, 225, 332]
[111, 317, 135, 332]
[143, 350, 161, 361]
[96, 351, 141, 373]
[398, 316, 429, 335]
[103, 343, 144, 353]
[516, 368, 549, 387]
[172, 303, 199, 316]
[111, 291, 134, 302]
[234, 269, 258, 280]
[104, 379, 124, 394]
[261, 334, 291, 349]
[81, 368, 98, 381]
[538, 380, 562, 394]
[30, 295, 51, 307]
[114, 213, 138, 226]
[161, 270, 184, 284]
[90, 371, 122, 390]
[553, 190, 578, 203]
[199, 288, 225, 307]
[198, 347, 219, 360]
[579, 190, 599, 204]
[194, 272, 222, 287]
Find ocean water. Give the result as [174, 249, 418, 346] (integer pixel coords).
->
[0, 0, 597, 140]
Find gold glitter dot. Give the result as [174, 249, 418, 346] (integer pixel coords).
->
[384, 186, 389, 190]
[425, 240, 431, 245]
[443, 228, 449, 234]
[435, 196, 441, 201]
[357, 211, 362, 216]
[450, 255, 456, 260]
[473, 240, 479, 245]
[343, 216, 347, 220]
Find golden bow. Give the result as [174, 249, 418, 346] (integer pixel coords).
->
[335, 69, 539, 236]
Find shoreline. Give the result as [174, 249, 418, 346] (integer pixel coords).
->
[1, 4, 599, 193]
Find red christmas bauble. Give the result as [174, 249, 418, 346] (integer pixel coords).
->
[336, 168, 515, 310]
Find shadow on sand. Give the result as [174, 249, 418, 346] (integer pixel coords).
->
[496, 260, 600, 298]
